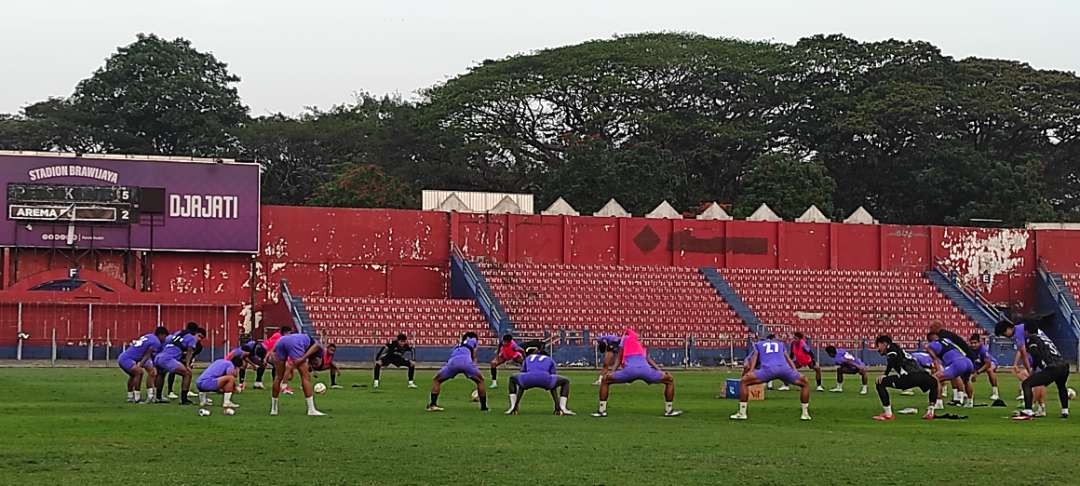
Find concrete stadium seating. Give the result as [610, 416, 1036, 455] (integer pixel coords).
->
[304, 296, 488, 346]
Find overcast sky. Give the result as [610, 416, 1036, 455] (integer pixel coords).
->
[2, 0, 1077, 116]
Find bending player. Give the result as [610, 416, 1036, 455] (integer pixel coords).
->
[196, 354, 243, 410]
[785, 332, 824, 392]
[592, 328, 682, 417]
[117, 326, 169, 403]
[899, 351, 936, 397]
[730, 334, 812, 421]
[592, 334, 621, 385]
[153, 327, 205, 405]
[309, 343, 341, 388]
[253, 325, 291, 390]
[374, 333, 417, 389]
[489, 334, 524, 389]
[871, 335, 939, 421]
[969, 333, 1000, 401]
[825, 345, 868, 394]
[428, 332, 488, 412]
[926, 331, 974, 408]
[506, 346, 575, 416]
[269, 333, 326, 416]
[995, 319, 1047, 413]
[165, 322, 200, 399]
[225, 339, 266, 392]
[1013, 323, 1070, 420]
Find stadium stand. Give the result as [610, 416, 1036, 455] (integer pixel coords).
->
[478, 262, 751, 348]
[303, 296, 488, 346]
[1060, 274, 1080, 303]
[720, 268, 982, 346]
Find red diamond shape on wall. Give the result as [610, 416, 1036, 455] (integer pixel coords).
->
[634, 226, 661, 253]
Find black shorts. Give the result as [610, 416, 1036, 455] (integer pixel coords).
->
[380, 355, 412, 368]
[1024, 364, 1070, 389]
[880, 373, 936, 392]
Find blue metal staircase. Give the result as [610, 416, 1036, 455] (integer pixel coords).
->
[700, 267, 765, 337]
[450, 247, 512, 337]
[280, 280, 318, 340]
[1035, 265, 1080, 363]
[925, 268, 1002, 333]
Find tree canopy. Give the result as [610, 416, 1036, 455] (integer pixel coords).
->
[2, 32, 1079, 226]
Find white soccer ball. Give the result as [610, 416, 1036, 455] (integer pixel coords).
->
[198, 408, 211, 417]
[224, 408, 236, 416]
[1069, 388, 1077, 400]
[471, 389, 480, 402]
[314, 383, 327, 394]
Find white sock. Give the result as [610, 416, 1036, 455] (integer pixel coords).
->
[408, 381, 415, 386]
[935, 399, 943, 408]
[953, 389, 960, 401]
[598, 401, 607, 413]
[738, 402, 748, 415]
[373, 379, 380, 387]
[559, 396, 568, 411]
[926, 406, 934, 417]
[133, 391, 141, 400]
[306, 396, 316, 413]
[147, 388, 155, 399]
[199, 392, 207, 404]
[1063, 408, 1070, 415]
[992, 386, 999, 396]
[508, 394, 517, 410]
[800, 403, 809, 415]
[665, 401, 673, 413]
[767, 382, 773, 390]
[597, 374, 603, 382]
[224, 392, 233, 403]
[271, 397, 279, 413]
[126, 391, 134, 399]
[883, 405, 893, 416]
[491, 380, 498, 387]
[860, 385, 867, 393]
[965, 398, 973, 407]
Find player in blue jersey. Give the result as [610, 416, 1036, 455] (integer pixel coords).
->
[592, 334, 622, 385]
[117, 326, 169, 403]
[969, 333, 1000, 401]
[731, 335, 812, 421]
[153, 326, 205, 405]
[825, 345, 868, 394]
[926, 332, 975, 408]
[505, 346, 574, 416]
[196, 354, 244, 410]
[427, 332, 487, 412]
[269, 333, 326, 416]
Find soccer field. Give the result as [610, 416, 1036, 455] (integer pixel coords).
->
[0, 368, 1076, 485]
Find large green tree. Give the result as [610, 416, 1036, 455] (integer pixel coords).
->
[733, 154, 835, 219]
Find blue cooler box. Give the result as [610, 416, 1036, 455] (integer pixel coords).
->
[725, 378, 740, 399]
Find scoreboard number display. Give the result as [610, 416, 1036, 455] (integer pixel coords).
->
[7, 183, 140, 224]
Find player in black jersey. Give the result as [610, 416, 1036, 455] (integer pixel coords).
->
[872, 335, 939, 421]
[1013, 325, 1070, 420]
[373, 334, 417, 389]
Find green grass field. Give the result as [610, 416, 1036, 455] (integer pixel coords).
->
[0, 367, 1076, 485]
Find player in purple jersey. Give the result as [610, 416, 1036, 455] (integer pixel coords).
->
[117, 326, 169, 403]
[592, 328, 682, 417]
[592, 334, 622, 385]
[152, 327, 205, 405]
[428, 332, 488, 412]
[269, 333, 326, 416]
[926, 332, 975, 408]
[505, 347, 575, 416]
[969, 333, 1001, 401]
[196, 354, 244, 410]
[824, 346, 868, 394]
[996, 319, 1048, 413]
[730, 335, 812, 421]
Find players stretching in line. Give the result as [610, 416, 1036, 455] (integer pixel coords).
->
[996, 319, 1047, 412]
[969, 333, 1000, 402]
[871, 335, 938, 421]
[592, 328, 682, 417]
[926, 331, 974, 408]
[269, 333, 326, 416]
[592, 334, 621, 385]
[196, 354, 243, 410]
[731, 334, 812, 421]
[1013, 323, 1070, 420]
[117, 326, 169, 403]
[825, 345, 868, 394]
[783, 332, 824, 392]
[374, 333, 417, 389]
[428, 332, 488, 412]
[489, 334, 524, 389]
[153, 326, 205, 405]
[506, 346, 575, 416]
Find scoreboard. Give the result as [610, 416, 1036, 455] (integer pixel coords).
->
[7, 183, 141, 224]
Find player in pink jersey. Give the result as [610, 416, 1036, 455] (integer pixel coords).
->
[591, 328, 681, 417]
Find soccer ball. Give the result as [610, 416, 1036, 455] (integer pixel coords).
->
[224, 408, 236, 416]
[314, 383, 327, 394]
[1069, 388, 1077, 400]
[197, 408, 211, 417]
[470, 389, 480, 402]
